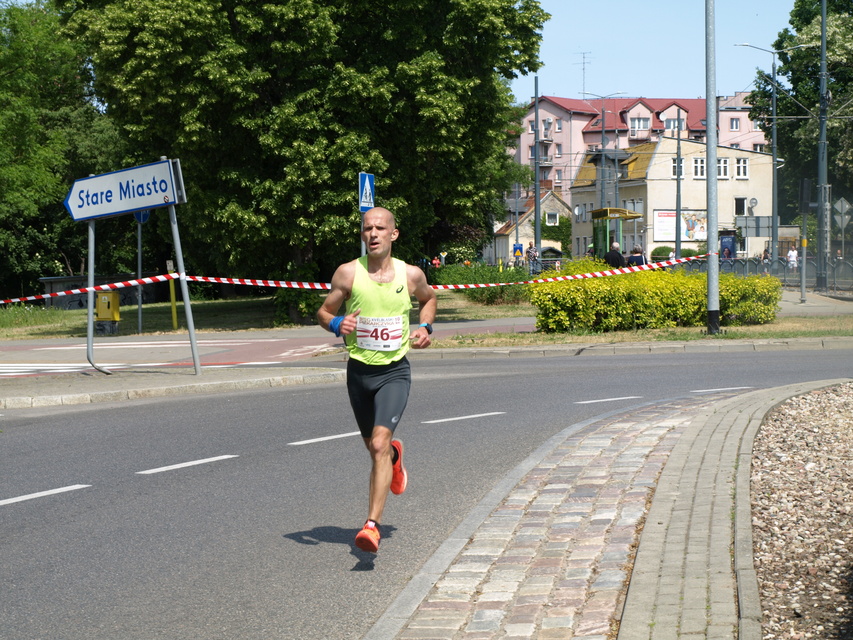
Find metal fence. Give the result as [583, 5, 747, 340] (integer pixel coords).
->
[674, 257, 853, 293]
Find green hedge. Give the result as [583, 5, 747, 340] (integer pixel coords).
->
[529, 259, 781, 332]
[432, 264, 531, 305]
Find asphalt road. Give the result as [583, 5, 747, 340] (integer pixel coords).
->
[2, 348, 852, 639]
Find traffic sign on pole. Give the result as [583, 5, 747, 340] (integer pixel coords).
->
[358, 172, 375, 212]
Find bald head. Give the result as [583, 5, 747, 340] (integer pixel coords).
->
[365, 207, 397, 229]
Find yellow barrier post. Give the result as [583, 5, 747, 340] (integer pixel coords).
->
[167, 260, 178, 330]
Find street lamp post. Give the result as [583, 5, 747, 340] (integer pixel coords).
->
[736, 42, 813, 271]
[582, 91, 624, 210]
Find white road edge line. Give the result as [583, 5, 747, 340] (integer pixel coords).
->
[691, 386, 754, 393]
[421, 411, 506, 424]
[289, 432, 361, 446]
[0, 484, 91, 506]
[136, 455, 239, 475]
[574, 396, 643, 405]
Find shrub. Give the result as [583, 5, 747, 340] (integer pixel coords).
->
[719, 273, 781, 325]
[528, 260, 780, 333]
[274, 288, 324, 325]
[432, 263, 531, 305]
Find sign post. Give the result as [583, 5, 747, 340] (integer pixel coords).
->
[835, 197, 850, 261]
[358, 172, 375, 256]
[64, 158, 200, 375]
[134, 210, 150, 334]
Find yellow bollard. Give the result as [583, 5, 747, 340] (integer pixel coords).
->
[169, 279, 178, 330]
[167, 260, 178, 330]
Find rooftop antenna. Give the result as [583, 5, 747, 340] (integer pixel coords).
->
[576, 51, 592, 96]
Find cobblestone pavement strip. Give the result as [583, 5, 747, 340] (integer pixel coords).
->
[382, 393, 740, 640]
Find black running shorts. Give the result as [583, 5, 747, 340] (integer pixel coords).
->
[346, 357, 411, 439]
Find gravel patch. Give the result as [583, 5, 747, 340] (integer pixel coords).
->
[752, 382, 853, 639]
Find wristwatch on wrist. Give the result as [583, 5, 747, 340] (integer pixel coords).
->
[419, 322, 433, 335]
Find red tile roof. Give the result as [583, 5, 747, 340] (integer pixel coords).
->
[529, 96, 707, 134]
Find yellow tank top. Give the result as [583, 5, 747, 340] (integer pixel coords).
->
[345, 257, 412, 365]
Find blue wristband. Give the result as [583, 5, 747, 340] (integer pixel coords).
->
[329, 315, 344, 337]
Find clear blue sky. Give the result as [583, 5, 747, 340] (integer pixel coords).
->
[510, 0, 798, 103]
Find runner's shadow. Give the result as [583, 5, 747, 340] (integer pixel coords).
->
[283, 524, 397, 571]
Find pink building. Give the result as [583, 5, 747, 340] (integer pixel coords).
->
[718, 92, 768, 152]
[513, 92, 767, 202]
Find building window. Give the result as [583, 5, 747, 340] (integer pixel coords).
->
[735, 197, 746, 216]
[730, 118, 740, 131]
[753, 143, 767, 153]
[588, 144, 599, 152]
[555, 169, 563, 182]
[717, 157, 729, 179]
[555, 143, 562, 157]
[555, 118, 562, 132]
[529, 120, 535, 133]
[528, 145, 535, 159]
[546, 211, 559, 226]
[693, 157, 706, 179]
[671, 158, 684, 178]
[630, 117, 650, 130]
[730, 143, 740, 149]
[665, 118, 685, 130]
[735, 157, 749, 178]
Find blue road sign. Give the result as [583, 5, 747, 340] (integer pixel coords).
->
[358, 172, 375, 213]
[64, 160, 182, 222]
[134, 209, 151, 224]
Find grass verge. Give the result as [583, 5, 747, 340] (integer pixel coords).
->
[0, 290, 851, 345]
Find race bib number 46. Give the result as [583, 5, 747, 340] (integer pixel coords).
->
[356, 315, 404, 351]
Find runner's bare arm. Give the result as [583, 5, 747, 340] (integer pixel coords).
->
[407, 264, 436, 348]
[317, 262, 360, 335]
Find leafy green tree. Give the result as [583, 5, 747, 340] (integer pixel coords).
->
[747, 1, 853, 225]
[59, 0, 548, 291]
[0, 0, 128, 298]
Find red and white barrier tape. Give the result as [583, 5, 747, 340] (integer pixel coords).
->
[185, 275, 331, 290]
[0, 254, 708, 305]
[431, 254, 705, 289]
[0, 273, 180, 305]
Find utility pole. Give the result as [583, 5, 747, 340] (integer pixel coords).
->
[533, 76, 541, 262]
[817, 0, 829, 289]
[734, 42, 817, 272]
[675, 108, 683, 258]
[581, 91, 625, 210]
[705, 0, 720, 334]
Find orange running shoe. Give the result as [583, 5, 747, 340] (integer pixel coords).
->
[390, 439, 407, 495]
[355, 520, 380, 553]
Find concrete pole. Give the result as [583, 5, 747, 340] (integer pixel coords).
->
[816, 0, 829, 289]
[534, 77, 541, 266]
[705, 0, 720, 334]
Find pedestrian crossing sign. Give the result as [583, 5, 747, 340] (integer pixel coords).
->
[358, 172, 375, 212]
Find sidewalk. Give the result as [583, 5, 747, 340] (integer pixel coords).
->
[368, 380, 848, 640]
[2, 289, 851, 639]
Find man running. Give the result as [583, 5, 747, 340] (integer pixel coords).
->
[317, 207, 437, 553]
